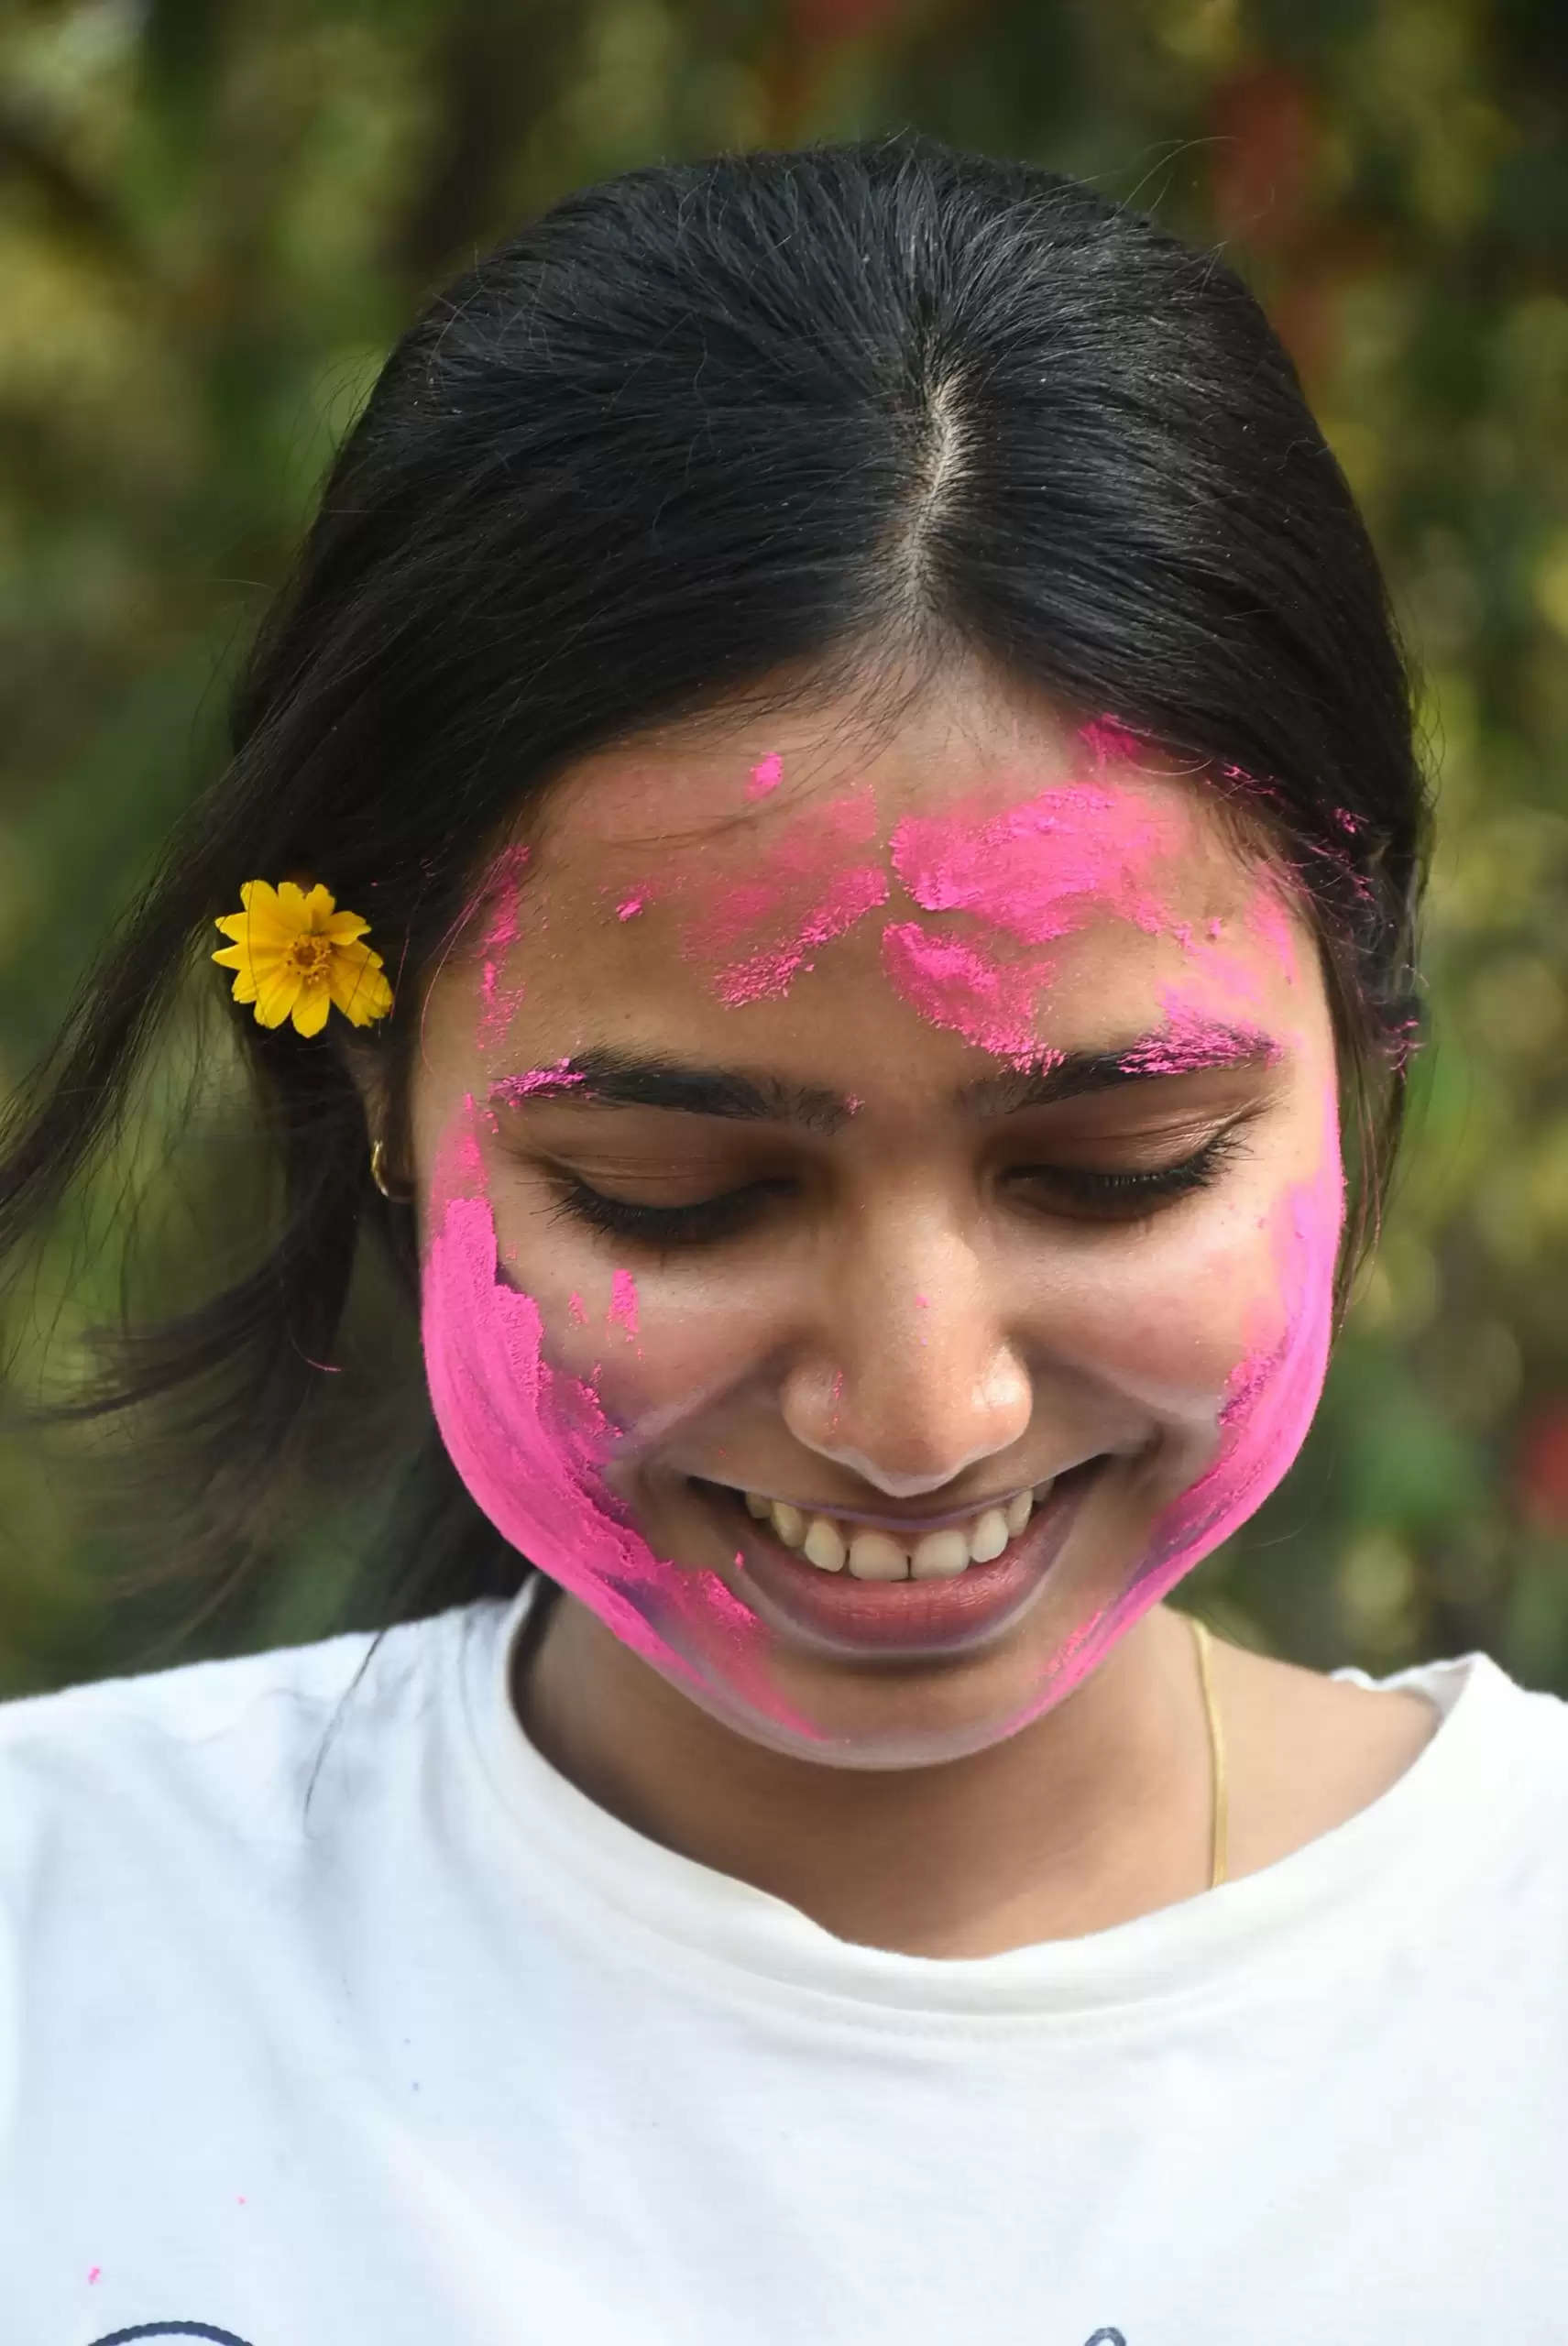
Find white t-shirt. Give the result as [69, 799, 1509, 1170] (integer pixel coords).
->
[3, 1581, 1565, 2346]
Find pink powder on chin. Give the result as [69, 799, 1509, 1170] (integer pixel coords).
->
[880, 922, 1056, 1064]
[746, 751, 784, 799]
[609, 1268, 640, 1337]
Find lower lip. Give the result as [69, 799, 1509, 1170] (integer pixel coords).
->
[707, 1464, 1102, 1660]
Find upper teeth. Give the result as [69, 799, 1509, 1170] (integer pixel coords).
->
[744, 1484, 1047, 1578]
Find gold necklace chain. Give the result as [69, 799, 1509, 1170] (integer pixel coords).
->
[1189, 1615, 1229, 1891]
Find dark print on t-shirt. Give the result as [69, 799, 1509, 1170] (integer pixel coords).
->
[83, 2322, 1126, 2344]
[83, 2324, 258, 2344]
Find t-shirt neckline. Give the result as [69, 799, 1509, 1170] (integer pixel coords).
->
[455, 1574, 1519, 2031]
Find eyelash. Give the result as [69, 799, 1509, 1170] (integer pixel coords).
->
[546, 1126, 1247, 1253]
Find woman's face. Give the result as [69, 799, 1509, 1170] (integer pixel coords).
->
[409, 667, 1343, 1765]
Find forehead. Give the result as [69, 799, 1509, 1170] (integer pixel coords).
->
[438, 670, 1313, 1078]
[532, 681, 1254, 916]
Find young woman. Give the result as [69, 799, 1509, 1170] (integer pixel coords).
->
[2, 137, 1563, 2346]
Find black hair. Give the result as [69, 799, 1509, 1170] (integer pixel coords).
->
[0, 134, 1429, 1638]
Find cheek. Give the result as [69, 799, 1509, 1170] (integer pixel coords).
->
[1140, 1099, 1344, 1584]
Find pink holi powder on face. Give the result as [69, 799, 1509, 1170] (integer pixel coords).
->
[609, 1268, 640, 1337]
[1045, 1092, 1343, 1703]
[616, 894, 646, 921]
[1114, 996, 1280, 1078]
[490, 1059, 586, 1104]
[890, 782, 1181, 948]
[685, 790, 889, 1007]
[718, 863, 889, 1005]
[1079, 716, 1146, 767]
[421, 1118, 821, 1735]
[881, 922, 1056, 1063]
[567, 1290, 587, 1326]
[746, 751, 784, 799]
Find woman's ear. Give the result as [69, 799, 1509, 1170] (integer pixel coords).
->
[338, 1036, 411, 1200]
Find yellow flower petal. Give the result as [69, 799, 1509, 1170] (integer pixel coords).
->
[291, 982, 333, 1037]
[275, 882, 312, 930]
[300, 883, 338, 931]
[255, 964, 303, 1027]
[323, 910, 370, 945]
[329, 947, 394, 1024]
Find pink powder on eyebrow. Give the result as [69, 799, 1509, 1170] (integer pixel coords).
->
[609, 1268, 640, 1337]
[890, 782, 1181, 948]
[746, 751, 784, 799]
[880, 922, 1056, 1063]
[491, 1059, 585, 1103]
[1115, 997, 1280, 1078]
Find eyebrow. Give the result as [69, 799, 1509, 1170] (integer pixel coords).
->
[490, 1025, 1278, 1129]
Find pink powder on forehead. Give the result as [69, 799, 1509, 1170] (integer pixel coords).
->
[890, 782, 1183, 948]
[747, 751, 784, 799]
[880, 923, 1057, 1063]
[684, 789, 889, 1007]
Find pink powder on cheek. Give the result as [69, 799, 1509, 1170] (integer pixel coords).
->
[1045, 1095, 1344, 1705]
[616, 895, 646, 921]
[880, 922, 1057, 1063]
[746, 751, 784, 799]
[420, 1120, 823, 1737]
[609, 1268, 640, 1337]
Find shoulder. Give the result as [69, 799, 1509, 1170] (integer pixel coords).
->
[1216, 1638, 1568, 1881]
[0, 1603, 488, 1884]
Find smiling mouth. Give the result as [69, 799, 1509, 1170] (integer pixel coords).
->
[714, 1482, 1047, 1581]
[692, 1463, 1106, 1659]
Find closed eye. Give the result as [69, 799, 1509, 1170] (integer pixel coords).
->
[544, 1124, 1248, 1252]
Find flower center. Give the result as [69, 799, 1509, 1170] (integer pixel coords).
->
[288, 934, 334, 982]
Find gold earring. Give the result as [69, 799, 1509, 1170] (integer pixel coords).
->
[369, 1138, 400, 1200]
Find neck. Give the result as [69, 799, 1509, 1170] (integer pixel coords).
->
[516, 1595, 1214, 1957]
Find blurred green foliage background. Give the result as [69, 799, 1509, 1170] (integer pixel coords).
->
[1, 0, 1564, 1696]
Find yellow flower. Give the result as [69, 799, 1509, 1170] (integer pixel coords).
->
[213, 879, 394, 1037]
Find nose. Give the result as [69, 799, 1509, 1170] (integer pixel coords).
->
[779, 1211, 1032, 1498]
